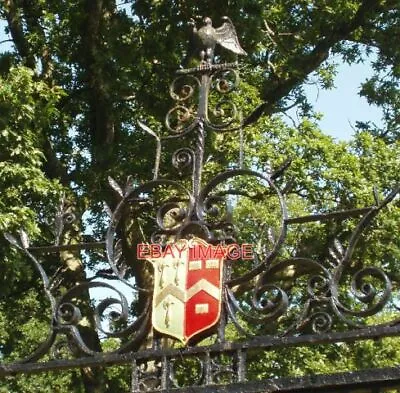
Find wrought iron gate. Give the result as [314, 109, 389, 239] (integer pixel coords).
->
[1, 17, 400, 393]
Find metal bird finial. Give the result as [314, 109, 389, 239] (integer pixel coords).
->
[183, 16, 247, 66]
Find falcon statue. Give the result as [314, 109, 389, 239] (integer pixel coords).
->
[183, 16, 247, 66]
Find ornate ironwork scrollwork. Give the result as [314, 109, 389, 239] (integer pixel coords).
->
[172, 148, 194, 173]
[165, 75, 200, 136]
[1, 18, 400, 393]
[206, 68, 241, 131]
[170, 356, 204, 388]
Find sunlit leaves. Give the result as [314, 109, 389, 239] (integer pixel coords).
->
[0, 67, 62, 233]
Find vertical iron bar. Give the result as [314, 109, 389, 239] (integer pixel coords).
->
[131, 360, 139, 393]
[239, 112, 244, 169]
[198, 73, 210, 119]
[217, 302, 227, 343]
[193, 73, 210, 199]
[153, 334, 161, 350]
[193, 119, 206, 199]
[204, 351, 212, 386]
[236, 349, 246, 382]
[217, 264, 230, 343]
[160, 356, 168, 390]
[153, 136, 161, 180]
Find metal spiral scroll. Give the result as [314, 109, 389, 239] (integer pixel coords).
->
[331, 267, 392, 328]
[328, 189, 398, 328]
[164, 66, 242, 137]
[206, 68, 241, 131]
[225, 241, 395, 337]
[3, 231, 59, 364]
[170, 357, 204, 388]
[165, 74, 200, 136]
[172, 148, 194, 173]
[196, 169, 288, 272]
[53, 281, 152, 355]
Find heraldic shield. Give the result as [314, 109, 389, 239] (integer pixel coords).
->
[149, 238, 224, 343]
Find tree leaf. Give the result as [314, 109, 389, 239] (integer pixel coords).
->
[125, 175, 134, 195]
[138, 121, 160, 140]
[328, 239, 344, 265]
[333, 239, 344, 256]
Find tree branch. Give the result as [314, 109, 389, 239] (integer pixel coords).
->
[3, 0, 35, 68]
[244, 0, 385, 127]
[21, 0, 54, 80]
[0, 39, 13, 45]
[80, 0, 116, 169]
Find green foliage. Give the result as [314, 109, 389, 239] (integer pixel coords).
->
[0, 66, 62, 234]
[248, 336, 400, 380]
[0, 371, 84, 393]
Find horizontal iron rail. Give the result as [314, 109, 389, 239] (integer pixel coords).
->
[154, 366, 400, 392]
[286, 207, 373, 224]
[1, 324, 400, 376]
[27, 241, 106, 254]
[24, 208, 375, 253]
[22, 206, 373, 253]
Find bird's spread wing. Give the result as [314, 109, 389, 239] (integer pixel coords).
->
[215, 17, 247, 55]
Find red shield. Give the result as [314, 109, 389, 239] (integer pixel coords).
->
[150, 238, 224, 343]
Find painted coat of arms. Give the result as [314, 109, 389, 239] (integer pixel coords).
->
[148, 238, 224, 343]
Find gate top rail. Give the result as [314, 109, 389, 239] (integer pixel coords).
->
[1, 323, 400, 377]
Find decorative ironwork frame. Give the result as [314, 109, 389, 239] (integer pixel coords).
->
[1, 17, 400, 393]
